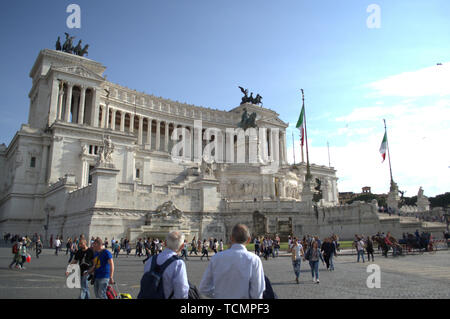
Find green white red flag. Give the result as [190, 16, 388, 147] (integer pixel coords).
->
[379, 132, 387, 162]
[296, 104, 305, 146]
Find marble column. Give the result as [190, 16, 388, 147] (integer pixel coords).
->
[100, 105, 106, 128]
[111, 109, 117, 130]
[64, 83, 73, 122]
[156, 120, 161, 151]
[120, 111, 125, 132]
[129, 114, 135, 133]
[78, 86, 86, 124]
[57, 83, 65, 120]
[164, 121, 169, 152]
[146, 118, 152, 150]
[92, 88, 100, 127]
[138, 116, 144, 145]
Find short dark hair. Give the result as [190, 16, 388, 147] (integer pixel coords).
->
[231, 224, 250, 244]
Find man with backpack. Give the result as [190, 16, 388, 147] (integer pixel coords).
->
[138, 231, 189, 299]
[90, 237, 115, 299]
[67, 239, 94, 299]
[9, 239, 21, 269]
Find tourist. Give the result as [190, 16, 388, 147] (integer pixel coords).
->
[140, 231, 189, 299]
[124, 238, 131, 257]
[201, 239, 209, 261]
[356, 236, 365, 263]
[104, 237, 108, 250]
[111, 238, 115, 252]
[291, 237, 304, 284]
[68, 238, 77, 263]
[199, 224, 265, 298]
[54, 236, 61, 256]
[67, 239, 94, 299]
[9, 238, 21, 269]
[307, 241, 325, 283]
[90, 237, 114, 299]
[254, 237, 260, 256]
[180, 240, 189, 260]
[135, 238, 143, 257]
[157, 238, 163, 254]
[36, 237, 43, 259]
[273, 235, 280, 258]
[190, 236, 198, 255]
[49, 234, 53, 249]
[267, 237, 273, 258]
[17, 238, 28, 269]
[113, 240, 120, 258]
[366, 236, 375, 262]
[212, 238, 218, 254]
[321, 238, 332, 270]
[197, 238, 202, 254]
[219, 239, 224, 252]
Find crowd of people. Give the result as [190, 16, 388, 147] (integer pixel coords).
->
[3, 227, 448, 299]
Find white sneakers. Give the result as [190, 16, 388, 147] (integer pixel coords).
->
[312, 278, 316, 283]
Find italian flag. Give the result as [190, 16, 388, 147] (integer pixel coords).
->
[296, 104, 305, 146]
[379, 132, 387, 162]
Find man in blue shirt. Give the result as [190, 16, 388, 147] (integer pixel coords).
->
[90, 237, 115, 299]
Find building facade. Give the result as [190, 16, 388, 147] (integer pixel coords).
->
[1, 49, 443, 243]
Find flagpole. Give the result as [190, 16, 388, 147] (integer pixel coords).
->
[327, 141, 331, 168]
[302, 89, 312, 181]
[292, 130, 296, 165]
[383, 119, 394, 184]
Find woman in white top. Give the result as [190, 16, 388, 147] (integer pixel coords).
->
[291, 238, 305, 284]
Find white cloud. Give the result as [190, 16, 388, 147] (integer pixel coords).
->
[366, 62, 450, 98]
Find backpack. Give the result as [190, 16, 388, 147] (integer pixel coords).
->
[304, 248, 311, 261]
[262, 275, 277, 299]
[12, 243, 18, 254]
[137, 255, 179, 299]
[137, 255, 201, 299]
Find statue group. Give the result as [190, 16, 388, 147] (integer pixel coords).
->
[55, 33, 89, 57]
[238, 86, 262, 105]
[237, 108, 257, 130]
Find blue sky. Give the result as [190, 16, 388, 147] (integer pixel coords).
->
[0, 1, 449, 196]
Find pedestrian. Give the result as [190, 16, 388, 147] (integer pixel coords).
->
[139, 231, 189, 299]
[190, 236, 198, 255]
[254, 237, 260, 256]
[367, 236, 375, 262]
[180, 240, 189, 260]
[89, 237, 115, 299]
[55, 236, 61, 256]
[67, 239, 94, 299]
[201, 239, 209, 261]
[356, 236, 365, 263]
[113, 241, 120, 258]
[17, 238, 28, 269]
[68, 238, 77, 263]
[66, 238, 72, 255]
[212, 238, 218, 254]
[104, 237, 108, 250]
[9, 239, 21, 269]
[36, 237, 43, 259]
[273, 235, 280, 258]
[219, 239, 224, 252]
[50, 234, 53, 249]
[307, 241, 325, 284]
[199, 224, 266, 298]
[291, 237, 304, 284]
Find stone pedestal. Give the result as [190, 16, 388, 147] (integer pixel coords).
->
[90, 164, 119, 208]
[301, 179, 314, 203]
[387, 180, 400, 211]
[192, 177, 221, 213]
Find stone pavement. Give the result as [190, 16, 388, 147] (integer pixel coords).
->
[0, 247, 449, 299]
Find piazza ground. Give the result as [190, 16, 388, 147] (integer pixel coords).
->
[0, 247, 449, 299]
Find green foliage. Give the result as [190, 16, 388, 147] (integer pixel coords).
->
[429, 192, 450, 208]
